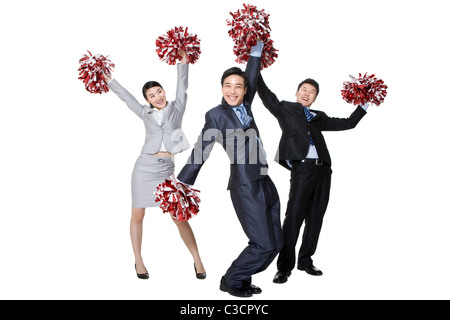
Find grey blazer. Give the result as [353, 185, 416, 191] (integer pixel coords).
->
[108, 63, 190, 154]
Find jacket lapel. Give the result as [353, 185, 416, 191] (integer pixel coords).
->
[160, 104, 170, 126]
[221, 99, 245, 129]
[146, 106, 160, 126]
[288, 103, 322, 122]
[152, 102, 172, 127]
[309, 109, 322, 121]
[287, 103, 309, 122]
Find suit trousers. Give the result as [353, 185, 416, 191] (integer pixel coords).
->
[225, 176, 283, 288]
[277, 160, 332, 272]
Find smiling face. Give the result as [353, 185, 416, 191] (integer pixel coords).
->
[145, 86, 167, 110]
[222, 75, 247, 107]
[296, 83, 317, 108]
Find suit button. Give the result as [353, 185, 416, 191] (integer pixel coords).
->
[307, 131, 311, 135]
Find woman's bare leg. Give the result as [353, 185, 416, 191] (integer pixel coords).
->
[130, 207, 147, 274]
[172, 219, 205, 274]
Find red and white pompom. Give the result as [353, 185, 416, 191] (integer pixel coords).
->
[155, 26, 201, 65]
[155, 175, 201, 222]
[341, 73, 388, 106]
[78, 50, 115, 94]
[227, 3, 278, 69]
[233, 38, 278, 69]
[227, 3, 272, 45]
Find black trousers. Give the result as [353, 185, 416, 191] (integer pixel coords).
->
[277, 160, 332, 272]
[225, 176, 283, 288]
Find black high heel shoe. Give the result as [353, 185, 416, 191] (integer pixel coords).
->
[194, 263, 206, 280]
[135, 264, 149, 280]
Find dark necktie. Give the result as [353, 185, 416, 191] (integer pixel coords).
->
[304, 107, 314, 145]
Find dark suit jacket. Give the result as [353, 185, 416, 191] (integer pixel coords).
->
[257, 74, 367, 170]
[178, 55, 268, 190]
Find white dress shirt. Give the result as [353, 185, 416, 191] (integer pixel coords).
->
[150, 107, 168, 152]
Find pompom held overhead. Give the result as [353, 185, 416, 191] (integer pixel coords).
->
[227, 3, 272, 44]
[341, 73, 388, 106]
[227, 3, 278, 69]
[155, 26, 201, 65]
[155, 175, 201, 222]
[78, 51, 115, 94]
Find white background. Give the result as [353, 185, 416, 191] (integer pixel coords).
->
[1, 0, 449, 300]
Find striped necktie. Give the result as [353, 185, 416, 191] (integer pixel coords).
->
[304, 107, 314, 145]
[235, 105, 266, 161]
[235, 105, 252, 127]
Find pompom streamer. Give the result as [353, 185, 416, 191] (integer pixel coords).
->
[155, 26, 201, 65]
[155, 175, 201, 221]
[227, 3, 278, 69]
[78, 51, 115, 94]
[341, 73, 388, 106]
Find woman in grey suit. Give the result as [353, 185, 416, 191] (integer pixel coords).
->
[106, 50, 206, 280]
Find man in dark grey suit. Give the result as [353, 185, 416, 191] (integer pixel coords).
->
[256, 73, 368, 283]
[177, 43, 283, 297]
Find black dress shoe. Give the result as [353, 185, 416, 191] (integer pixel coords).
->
[273, 271, 291, 283]
[244, 283, 262, 294]
[220, 277, 252, 298]
[135, 264, 149, 279]
[194, 263, 207, 280]
[298, 264, 323, 276]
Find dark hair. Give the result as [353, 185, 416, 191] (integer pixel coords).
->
[221, 67, 249, 89]
[297, 78, 319, 96]
[142, 81, 163, 100]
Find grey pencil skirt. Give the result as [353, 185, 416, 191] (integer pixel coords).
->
[131, 154, 175, 208]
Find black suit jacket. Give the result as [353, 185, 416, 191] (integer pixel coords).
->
[257, 74, 367, 170]
[178, 55, 268, 190]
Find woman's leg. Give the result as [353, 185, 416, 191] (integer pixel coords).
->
[172, 219, 205, 274]
[130, 207, 147, 274]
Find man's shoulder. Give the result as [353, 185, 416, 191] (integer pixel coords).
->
[202, 104, 228, 124]
[279, 100, 305, 110]
[206, 104, 228, 115]
[283, 100, 297, 106]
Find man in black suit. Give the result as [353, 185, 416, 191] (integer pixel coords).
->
[177, 42, 283, 297]
[256, 73, 368, 283]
